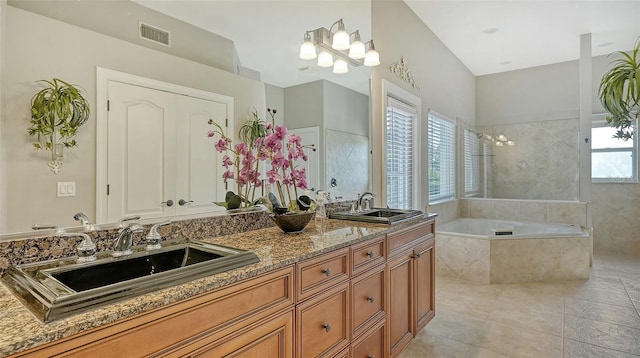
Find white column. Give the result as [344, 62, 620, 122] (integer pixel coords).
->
[579, 33, 592, 228]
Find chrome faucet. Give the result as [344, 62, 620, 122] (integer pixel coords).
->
[145, 220, 172, 250]
[118, 215, 141, 226]
[357, 192, 375, 212]
[73, 212, 95, 230]
[32, 225, 96, 262]
[113, 222, 144, 257]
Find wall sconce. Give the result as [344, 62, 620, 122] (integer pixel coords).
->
[299, 18, 380, 74]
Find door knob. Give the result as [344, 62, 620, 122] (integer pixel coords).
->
[178, 199, 193, 206]
[161, 200, 174, 207]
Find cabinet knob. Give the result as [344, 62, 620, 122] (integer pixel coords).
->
[321, 268, 332, 277]
[415, 252, 422, 258]
[322, 323, 332, 332]
[366, 251, 373, 258]
[178, 199, 193, 206]
[161, 200, 174, 207]
[367, 296, 375, 303]
[367, 355, 375, 358]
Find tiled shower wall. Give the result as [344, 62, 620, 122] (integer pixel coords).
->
[592, 183, 640, 256]
[477, 118, 579, 200]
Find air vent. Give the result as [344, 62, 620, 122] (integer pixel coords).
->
[139, 22, 171, 47]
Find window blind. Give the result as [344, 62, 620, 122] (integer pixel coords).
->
[386, 98, 416, 210]
[428, 112, 456, 202]
[463, 129, 480, 195]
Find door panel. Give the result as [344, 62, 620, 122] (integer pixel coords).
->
[107, 81, 175, 222]
[288, 127, 319, 193]
[176, 95, 228, 215]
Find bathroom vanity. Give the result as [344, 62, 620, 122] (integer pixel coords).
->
[0, 214, 435, 357]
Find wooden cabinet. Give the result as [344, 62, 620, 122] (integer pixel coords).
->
[387, 221, 436, 358]
[12, 219, 435, 358]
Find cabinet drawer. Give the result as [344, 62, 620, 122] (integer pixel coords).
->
[350, 319, 386, 358]
[296, 248, 349, 302]
[296, 282, 350, 358]
[350, 236, 385, 276]
[387, 221, 434, 258]
[351, 265, 386, 338]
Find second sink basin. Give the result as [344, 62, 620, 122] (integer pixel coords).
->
[2, 240, 259, 322]
[330, 208, 424, 225]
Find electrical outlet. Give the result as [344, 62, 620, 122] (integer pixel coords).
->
[57, 182, 76, 197]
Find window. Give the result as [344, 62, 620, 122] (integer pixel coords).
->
[591, 116, 637, 182]
[428, 111, 456, 202]
[463, 129, 480, 196]
[386, 97, 416, 209]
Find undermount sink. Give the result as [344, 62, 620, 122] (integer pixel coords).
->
[2, 240, 259, 322]
[330, 208, 424, 225]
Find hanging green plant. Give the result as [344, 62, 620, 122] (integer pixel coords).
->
[598, 38, 640, 140]
[27, 78, 90, 173]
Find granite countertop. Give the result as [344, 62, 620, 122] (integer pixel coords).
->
[0, 215, 435, 356]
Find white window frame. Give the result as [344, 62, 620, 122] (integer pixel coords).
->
[591, 113, 638, 183]
[381, 80, 422, 210]
[428, 110, 456, 203]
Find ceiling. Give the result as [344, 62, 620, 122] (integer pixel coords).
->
[134, 0, 640, 90]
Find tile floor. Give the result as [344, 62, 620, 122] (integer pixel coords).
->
[400, 252, 640, 358]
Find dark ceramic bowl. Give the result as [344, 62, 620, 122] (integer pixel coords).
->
[269, 211, 315, 233]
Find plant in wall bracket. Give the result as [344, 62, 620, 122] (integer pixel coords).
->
[28, 78, 90, 174]
[598, 37, 640, 140]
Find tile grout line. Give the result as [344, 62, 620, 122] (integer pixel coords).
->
[561, 296, 565, 358]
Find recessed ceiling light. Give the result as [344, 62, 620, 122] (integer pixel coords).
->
[499, 61, 512, 65]
[597, 42, 614, 47]
[483, 28, 499, 35]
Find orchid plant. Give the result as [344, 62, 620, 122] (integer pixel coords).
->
[208, 108, 314, 212]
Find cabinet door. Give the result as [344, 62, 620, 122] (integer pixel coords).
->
[414, 239, 435, 333]
[175, 95, 230, 215]
[188, 310, 293, 358]
[107, 81, 176, 222]
[387, 251, 414, 358]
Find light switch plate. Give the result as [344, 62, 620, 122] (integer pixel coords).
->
[57, 182, 76, 197]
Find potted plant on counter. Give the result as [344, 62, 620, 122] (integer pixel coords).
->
[598, 37, 640, 140]
[208, 108, 316, 233]
[28, 78, 91, 173]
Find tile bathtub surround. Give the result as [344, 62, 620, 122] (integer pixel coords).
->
[428, 199, 459, 225]
[0, 210, 273, 275]
[399, 251, 640, 358]
[435, 233, 592, 284]
[460, 198, 588, 227]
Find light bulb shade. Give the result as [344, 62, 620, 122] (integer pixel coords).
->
[364, 48, 380, 67]
[348, 40, 366, 59]
[317, 51, 333, 67]
[332, 22, 351, 50]
[506, 140, 515, 146]
[299, 39, 317, 60]
[497, 134, 507, 141]
[495, 141, 504, 147]
[333, 59, 349, 74]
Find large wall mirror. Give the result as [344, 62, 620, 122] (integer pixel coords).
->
[0, 0, 372, 235]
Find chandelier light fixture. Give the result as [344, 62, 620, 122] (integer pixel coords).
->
[299, 18, 380, 74]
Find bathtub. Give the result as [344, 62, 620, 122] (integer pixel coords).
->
[438, 218, 584, 238]
[435, 218, 592, 284]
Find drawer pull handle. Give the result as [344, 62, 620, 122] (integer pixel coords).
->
[321, 268, 332, 276]
[368, 356, 375, 358]
[366, 251, 373, 258]
[367, 296, 375, 303]
[322, 323, 332, 332]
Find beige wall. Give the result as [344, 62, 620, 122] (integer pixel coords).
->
[371, 0, 476, 211]
[1, 6, 265, 233]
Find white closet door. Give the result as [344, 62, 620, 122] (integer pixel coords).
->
[288, 127, 320, 193]
[107, 81, 176, 222]
[175, 95, 229, 215]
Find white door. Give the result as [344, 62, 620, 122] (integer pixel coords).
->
[107, 81, 176, 222]
[289, 127, 320, 193]
[175, 95, 229, 215]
